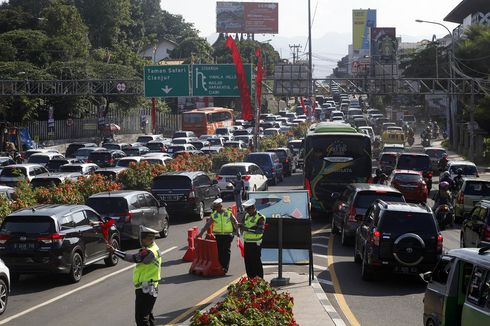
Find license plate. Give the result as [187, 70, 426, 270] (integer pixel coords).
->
[159, 194, 179, 201]
[15, 243, 35, 250]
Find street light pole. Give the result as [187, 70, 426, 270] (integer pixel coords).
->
[308, 0, 313, 98]
[415, 19, 456, 147]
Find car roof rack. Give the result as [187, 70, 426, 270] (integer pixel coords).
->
[478, 247, 490, 255]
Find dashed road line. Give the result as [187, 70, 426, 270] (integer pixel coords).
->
[314, 253, 328, 259]
[311, 277, 346, 326]
[313, 235, 330, 241]
[313, 243, 329, 249]
[317, 278, 333, 286]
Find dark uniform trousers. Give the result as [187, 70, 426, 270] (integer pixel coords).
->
[244, 242, 263, 278]
[135, 289, 157, 326]
[215, 234, 234, 272]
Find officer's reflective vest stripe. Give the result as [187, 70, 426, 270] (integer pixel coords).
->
[211, 209, 234, 234]
[243, 212, 265, 243]
[133, 242, 161, 288]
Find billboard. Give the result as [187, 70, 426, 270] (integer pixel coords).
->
[371, 27, 398, 64]
[353, 9, 376, 50]
[216, 2, 278, 34]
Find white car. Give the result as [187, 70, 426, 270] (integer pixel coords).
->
[141, 155, 172, 165]
[447, 161, 479, 179]
[358, 126, 375, 141]
[0, 258, 10, 315]
[24, 148, 60, 160]
[216, 163, 268, 196]
[0, 164, 49, 187]
[27, 152, 65, 167]
[116, 156, 144, 168]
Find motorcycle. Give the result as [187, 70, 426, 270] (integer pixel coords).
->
[434, 204, 454, 230]
[407, 135, 414, 146]
[442, 130, 448, 139]
[421, 138, 431, 147]
[432, 128, 439, 139]
[438, 157, 448, 172]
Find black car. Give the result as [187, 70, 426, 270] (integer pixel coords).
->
[88, 150, 126, 167]
[123, 146, 150, 157]
[331, 184, 405, 245]
[86, 190, 169, 241]
[460, 200, 490, 248]
[45, 158, 83, 172]
[268, 148, 297, 176]
[0, 205, 120, 283]
[354, 200, 442, 280]
[102, 143, 131, 151]
[395, 153, 433, 190]
[65, 143, 98, 158]
[151, 171, 220, 220]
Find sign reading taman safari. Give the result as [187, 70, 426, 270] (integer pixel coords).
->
[216, 1, 278, 34]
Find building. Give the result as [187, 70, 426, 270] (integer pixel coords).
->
[445, 0, 490, 39]
[139, 39, 178, 63]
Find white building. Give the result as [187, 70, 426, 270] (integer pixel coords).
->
[139, 39, 178, 63]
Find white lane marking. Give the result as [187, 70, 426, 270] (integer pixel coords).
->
[313, 236, 329, 240]
[314, 264, 327, 271]
[313, 243, 329, 249]
[0, 246, 178, 325]
[317, 278, 333, 286]
[314, 253, 328, 259]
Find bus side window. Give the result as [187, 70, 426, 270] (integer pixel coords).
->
[467, 267, 489, 307]
[458, 261, 475, 305]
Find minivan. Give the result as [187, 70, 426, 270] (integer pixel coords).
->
[244, 152, 283, 185]
[422, 247, 490, 326]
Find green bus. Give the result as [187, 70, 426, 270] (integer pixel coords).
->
[303, 122, 372, 215]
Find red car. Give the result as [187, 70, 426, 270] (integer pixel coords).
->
[388, 169, 428, 203]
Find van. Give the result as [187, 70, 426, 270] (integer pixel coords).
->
[422, 247, 490, 326]
[244, 152, 283, 186]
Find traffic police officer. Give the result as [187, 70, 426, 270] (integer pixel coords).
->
[197, 198, 239, 273]
[107, 225, 162, 326]
[241, 198, 266, 278]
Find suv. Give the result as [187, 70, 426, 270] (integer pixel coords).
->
[354, 201, 442, 280]
[151, 172, 220, 220]
[379, 152, 398, 175]
[65, 143, 98, 158]
[172, 130, 196, 139]
[244, 152, 283, 185]
[268, 148, 297, 176]
[0, 164, 49, 187]
[0, 205, 120, 283]
[136, 135, 162, 145]
[455, 179, 490, 222]
[0, 258, 9, 315]
[88, 150, 126, 167]
[332, 184, 405, 245]
[395, 153, 433, 190]
[86, 191, 169, 240]
[460, 200, 490, 248]
[27, 152, 65, 166]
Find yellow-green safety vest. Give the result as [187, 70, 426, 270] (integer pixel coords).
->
[243, 212, 266, 243]
[133, 242, 161, 288]
[211, 209, 234, 234]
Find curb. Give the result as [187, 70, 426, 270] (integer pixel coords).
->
[311, 277, 346, 326]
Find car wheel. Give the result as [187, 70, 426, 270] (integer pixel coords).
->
[196, 202, 205, 220]
[361, 249, 373, 281]
[341, 226, 351, 246]
[0, 278, 8, 315]
[160, 217, 169, 238]
[426, 318, 437, 326]
[263, 182, 269, 191]
[104, 237, 120, 267]
[68, 251, 83, 283]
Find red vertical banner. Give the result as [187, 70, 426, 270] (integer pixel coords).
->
[226, 36, 253, 121]
[151, 98, 156, 132]
[300, 97, 306, 114]
[255, 47, 263, 114]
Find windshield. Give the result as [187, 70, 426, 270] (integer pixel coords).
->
[208, 139, 222, 146]
[394, 173, 422, 183]
[378, 212, 437, 234]
[28, 156, 50, 164]
[31, 178, 62, 188]
[464, 181, 490, 196]
[136, 136, 154, 143]
[152, 176, 191, 189]
[182, 113, 204, 125]
[450, 165, 477, 175]
[167, 146, 185, 153]
[102, 144, 120, 150]
[219, 165, 247, 175]
[46, 160, 68, 170]
[215, 128, 229, 135]
[425, 149, 446, 159]
[1, 167, 26, 177]
[1, 216, 55, 235]
[396, 155, 431, 171]
[270, 150, 287, 160]
[355, 192, 404, 208]
[380, 155, 397, 165]
[141, 159, 164, 165]
[147, 143, 164, 150]
[76, 148, 95, 156]
[264, 130, 277, 136]
[117, 159, 138, 167]
[89, 152, 111, 161]
[86, 197, 129, 215]
[245, 154, 271, 167]
[60, 165, 82, 173]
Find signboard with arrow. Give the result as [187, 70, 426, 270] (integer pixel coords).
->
[144, 65, 190, 97]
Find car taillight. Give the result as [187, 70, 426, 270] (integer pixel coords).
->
[304, 178, 312, 197]
[216, 176, 223, 181]
[108, 159, 114, 165]
[285, 159, 289, 164]
[426, 172, 433, 178]
[0, 234, 11, 244]
[367, 176, 373, 184]
[372, 230, 381, 246]
[37, 233, 65, 244]
[347, 206, 357, 222]
[87, 160, 92, 163]
[437, 234, 443, 253]
[482, 224, 490, 241]
[242, 175, 251, 181]
[118, 212, 133, 223]
[458, 192, 464, 204]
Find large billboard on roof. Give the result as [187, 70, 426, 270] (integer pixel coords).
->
[352, 9, 376, 50]
[216, 2, 278, 34]
[371, 27, 398, 64]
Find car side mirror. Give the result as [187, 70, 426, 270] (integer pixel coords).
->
[421, 271, 432, 283]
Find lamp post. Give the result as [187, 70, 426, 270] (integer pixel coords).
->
[415, 19, 456, 147]
[432, 34, 439, 80]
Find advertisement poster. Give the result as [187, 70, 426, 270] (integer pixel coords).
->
[216, 2, 278, 34]
[352, 9, 376, 50]
[371, 27, 398, 64]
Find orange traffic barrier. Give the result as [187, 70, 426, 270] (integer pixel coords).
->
[189, 238, 225, 277]
[182, 226, 199, 262]
[230, 204, 237, 217]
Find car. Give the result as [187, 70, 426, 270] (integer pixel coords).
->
[382, 128, 405, 145]
[45, 158, 82, 173]
[381, 144, 405, 155]
[0, 205, 120, 283]
[388, 170, 428, 203]
[27, 152, 65, 166]
[287, 139, 303, 157]
[379, 152, 398, 175]
[94, 167, 128, 181]
[0, 258, 9, 315]
[30, 174, 81, 188]
[115, 156, 144, 168]
[0, 186, 14, 201]
[145, 140, 171, 153]
[101, 143, 131, 151]
[460, 200, 490, 248]
[24, 149, 61, 161]
[86, 190, 169, 240]
[244, 152, 283, 185]
[331, 184, 405, 245]
[123, 146, 150, 157]
[215, 163, 268, 197]
[447, 161, 479, 179]
[395, 153, 433, 190]
[151, 171, 220, 220]
[189, 140, 209, 150]
[198, 134, 214, 141]
[59, 163, 98, 175]
[233, 129, 250, 136]
[223, 141, 247, 150]
[87, 150, 126, 167]
[172, 137, 196, 145]
[0, 158, 15, 171]
[268, 148, 297, 176]
[201, 146, 224, 155]
[354, 201, 443, 280]
[422, 247, 490, 326]
[65, 142, 98, 158]
[140, 155, 172, 166]
[424, 147, 447, 172]
[74, 147, 106, 162]
[234, 135, 253, 146]
[215, 127, 234, 141]
[166, 144, 197, 156]
[172, 130, 196, 139]
[358, 126, 375, 142]
[455, 180, 490, 222]
[207, 137, 225, 147]
[402, 115, 416, 129]
[263, 128, 281, 138]
[136, 135, 162, 145]
[0, 164, 49, 187]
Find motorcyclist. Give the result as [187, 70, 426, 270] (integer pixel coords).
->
[453, 168, 464, 191]
[439, 171, 454, 189]
[438, 155, 449, 172]
[433, 181, 452, 211]
[373, 168, 388, 184]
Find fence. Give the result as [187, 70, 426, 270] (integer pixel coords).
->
[15, 109, 182, 141]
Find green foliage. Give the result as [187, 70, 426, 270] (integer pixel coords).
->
[210, 148, 249, 173]
[258, 133, 289, 151]
[0, 196, 12, 223]
[475, 96, 490, 135]
[290, 121, 312, 139]
[119, 162, 167, 191]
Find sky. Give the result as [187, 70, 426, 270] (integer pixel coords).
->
[161, 0, 463, 76]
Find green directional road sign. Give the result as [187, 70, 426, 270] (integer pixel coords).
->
[192, 64, 252, 97]
[144, 65, 190, 97]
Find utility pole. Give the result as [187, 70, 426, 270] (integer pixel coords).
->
[308, 0, 313, 97]
[289, 44, 301, 63]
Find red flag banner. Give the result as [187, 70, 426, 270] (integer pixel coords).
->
[255, 47, 263, 113]
[300, 97, 306, 114]
[226, 36, 253, 121]
[100, 218, 115, 242]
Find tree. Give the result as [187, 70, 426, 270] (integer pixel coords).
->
[0, 29, 51, 66]
[171, 36, 213, 63]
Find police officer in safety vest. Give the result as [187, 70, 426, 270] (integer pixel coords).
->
[240, 198, 266, 278]
[107, 225, 162, 326]
[197, 198, 239, 273]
